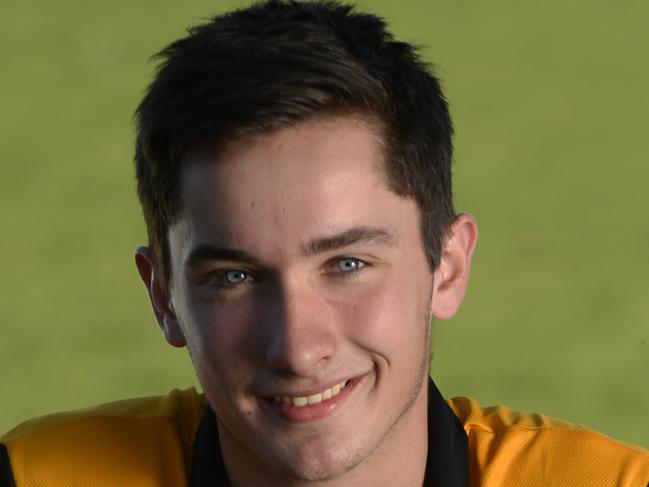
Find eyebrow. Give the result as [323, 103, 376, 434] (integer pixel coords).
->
[185, 225, 396, 269]
[185, 246, 263, 269]
[301, 225, 396, 257]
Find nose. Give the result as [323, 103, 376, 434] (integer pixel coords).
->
[264, 280, 336, 376]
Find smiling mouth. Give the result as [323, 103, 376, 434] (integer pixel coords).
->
[272, 380, 349, 407]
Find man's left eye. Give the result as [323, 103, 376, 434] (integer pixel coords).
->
[335, 257, 365, 273]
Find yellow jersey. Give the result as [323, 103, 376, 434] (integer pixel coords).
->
[2, 380, 648, 486]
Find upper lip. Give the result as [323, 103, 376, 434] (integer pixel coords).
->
[259, 375, 359, 398]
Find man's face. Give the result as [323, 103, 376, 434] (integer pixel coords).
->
[164, 118, 438, 481]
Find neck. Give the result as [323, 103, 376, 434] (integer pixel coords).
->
[220, 379, 430, 487]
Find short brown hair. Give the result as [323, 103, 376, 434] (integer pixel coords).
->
[135, 0, 455, 291]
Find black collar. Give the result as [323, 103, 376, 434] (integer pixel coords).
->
[190, 378, 468, 486]
[423, 378, 469, 486]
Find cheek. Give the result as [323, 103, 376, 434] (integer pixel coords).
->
[333, 277, 430, 353]
[177, 294, 262, 374]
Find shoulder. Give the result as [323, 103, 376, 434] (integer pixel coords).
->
[1, 388, 207, 487]
[448, 396, 649, 487]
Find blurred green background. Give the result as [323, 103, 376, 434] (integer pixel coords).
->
[1, 0, 647, 447]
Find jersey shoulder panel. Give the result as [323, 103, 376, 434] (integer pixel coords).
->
[1, 388, 207, 487]
[447, 396, 649, 487]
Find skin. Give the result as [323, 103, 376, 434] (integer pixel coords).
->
[136, 117, 477, 486]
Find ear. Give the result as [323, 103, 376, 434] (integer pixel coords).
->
[430, 213, 478, 320]
[134, 246, 187, 348]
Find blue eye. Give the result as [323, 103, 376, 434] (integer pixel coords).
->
[224, 269, 252, 284]
[204, 268, 256, 293]
[336, 257, 365, 273]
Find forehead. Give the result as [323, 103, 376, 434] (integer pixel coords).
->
[171, 117, 420, 260]
[191, 116, 387, 186]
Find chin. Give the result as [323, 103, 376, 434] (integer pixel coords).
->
[270, 437, 367, 482]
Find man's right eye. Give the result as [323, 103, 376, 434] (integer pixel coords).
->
[207, 269, 254, 288]
[224, 269, 251, 284]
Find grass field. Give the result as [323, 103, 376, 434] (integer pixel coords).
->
[1, 0, 647, 447]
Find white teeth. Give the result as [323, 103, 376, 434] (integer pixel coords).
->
[307, 393, 322, 405]
[292, 396, 308, 407]
[277, 380, 348, 408]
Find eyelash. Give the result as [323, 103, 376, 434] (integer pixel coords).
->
[206, 257, 367, 290]
[331, 256, 366, 275]
[206, 269, 255, 289]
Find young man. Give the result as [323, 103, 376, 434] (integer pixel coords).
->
[2, 1, 648, 486]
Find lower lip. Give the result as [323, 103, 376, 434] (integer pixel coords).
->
[263, 376, 362, 423]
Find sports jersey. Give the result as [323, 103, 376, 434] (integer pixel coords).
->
[2, 379, 648, 486]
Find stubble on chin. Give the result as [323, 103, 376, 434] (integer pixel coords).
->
[211, 300, 434, 485]
[291, 305, 433, 483]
